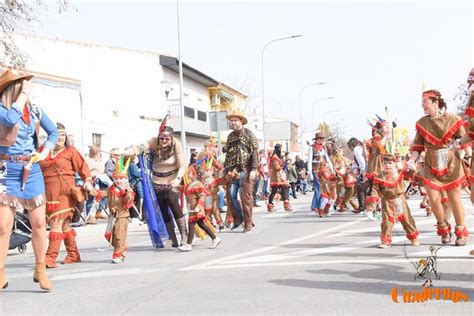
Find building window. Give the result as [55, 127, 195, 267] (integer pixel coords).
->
[92, 133, 102, 149]
[197, 111, 207, 122]
[184, 106, 195, 119]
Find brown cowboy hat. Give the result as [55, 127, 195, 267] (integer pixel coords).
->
[312, 131, 325, 140]
[0, 69, 33, 95]
[225, 109, 248, 125]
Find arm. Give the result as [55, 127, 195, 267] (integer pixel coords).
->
[171, 140, 186, 187]
[71, 147, 92, 185]
[408, 130, 424, 170]
[32, 108, 59, 161]
[353, 146, 366, 172]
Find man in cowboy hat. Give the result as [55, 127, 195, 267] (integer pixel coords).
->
[223, 109, 259, 233]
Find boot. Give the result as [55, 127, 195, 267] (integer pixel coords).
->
[62, 229, 81, 264]
[0, 267, 7, 290]
[436, 222, 452, 244]
[33, 263, 52, 291]
[454, 226, 469, 246]
[267, 203, 274, 213]
[323, 203, 331, 216]
[283, 200, 293, 212]
[165, 221, 179, 248]
[45, 232, 63, 268]
[176, 217, 189, 246]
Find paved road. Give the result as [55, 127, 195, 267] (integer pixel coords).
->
[1, 193, 473, 315]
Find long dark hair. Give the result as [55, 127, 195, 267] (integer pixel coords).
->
[424, 89, 447, 111]
[271, 144, 282, 159]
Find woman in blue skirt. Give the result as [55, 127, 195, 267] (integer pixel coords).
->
[0, 69, 58, 291]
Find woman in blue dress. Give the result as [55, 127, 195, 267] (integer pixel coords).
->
[0, 69, 58, 291]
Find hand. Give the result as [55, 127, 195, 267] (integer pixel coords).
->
[31, 148, 50, 163]
[83, 181, 94, 192]
[450, 139, 461, 151]
[249, 170, 257, 181]
[406, 159, 416, 171]
[171, 178, 181, 187]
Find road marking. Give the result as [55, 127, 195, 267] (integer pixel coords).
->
[51, 268, 141, 281]
[180, 216, 366, 271]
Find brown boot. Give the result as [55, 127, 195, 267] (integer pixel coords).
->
[267, 203, 274, 213]
[0, 267, 7, 290]
[165, 221, 179, 248]
[436, 222, 452, 244]
[33, 262, 52, 291]
[175, 217, 189, 247]
[283, 200, 293, 212]
[45, 232, 64, 268]
[62, 229, 81, 264]
[454, 226, 469, 246]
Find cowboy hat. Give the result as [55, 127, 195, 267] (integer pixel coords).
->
[225, 109, 248, 125]
[312, 131, 325, 140]
[0, 69, 33, 95]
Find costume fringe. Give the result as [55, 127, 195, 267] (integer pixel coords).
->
[454, 226, 469, 238]
[461, 142, 472, 149]
[63, 229, 76, 239]
[465, 107, 474, 117]
[410, 144, 425, 153]
[436, 223, 451, 236]
[469, 131, 474, 139]
[188, 213, 206, 223]
[373, 170, 406, 188]
[380, 234, 392, 244]
[46, 201, 59, 212]
[48, 231, 64, 241]
[415, 118, 464, 146]
[441, 197, 449, 204]
[270, 181, 289, 187]
[431, 167, 449, 178]
[0, 193, 45, 210]
[415, 175, 466, 191]
[365, 196, 379, 203]
[406, 231, 419, 241]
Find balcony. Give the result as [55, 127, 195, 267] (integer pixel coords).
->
[168, 104, 210, 137]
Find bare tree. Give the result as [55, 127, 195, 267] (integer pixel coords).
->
[0, 0, 71, 69]
[453, 82, 469, 116]
[221, 74, 260, 117]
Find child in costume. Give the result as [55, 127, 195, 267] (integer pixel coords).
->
[178, 164, 221, 252]
[372, 154, 420, 248]
[104, 156, 135, 263]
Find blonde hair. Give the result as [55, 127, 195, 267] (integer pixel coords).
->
[1, 81, 22, 109]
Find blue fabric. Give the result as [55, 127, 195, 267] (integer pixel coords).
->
[0, 102, 58, 155]
[139, 153, 168, 248]
[311, 171, 321, 209]
[0, 102, 58, 199]
[128, 162, 143, 198]
[218, 190, 224, 208]
[230, 177, 243, 222]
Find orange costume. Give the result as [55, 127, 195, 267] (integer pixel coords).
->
[39, 146, 92, 268]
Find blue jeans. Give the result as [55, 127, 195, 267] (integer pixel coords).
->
[311, 172, 321, 210]
[262, 176, 269, 196]
[230, 178, 243, 223]
[253, 177, 260, 203]
[218, 190, 225, 208]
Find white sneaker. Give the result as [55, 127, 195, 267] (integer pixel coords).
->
[111, 257, 124, 264]
[178, 243, 192, 252]
[210, 237, 221, 249]
[365, 211, 376, 221]
[130, 218, 140, 224]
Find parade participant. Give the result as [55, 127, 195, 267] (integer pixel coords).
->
[223, 109, 258, 233]
[124, 147, 143, 223]
[39, 123, 94, 268]
[347, 137, 367, 213]
[373, 154, 419, 248]
[105, 156, 135, 263]
[336, 161, 359, 212]
[408, 89, 469, 246]
[365, 117, 392, 220]
[311, 132, 336, 217]
[196, 139, 224, 230]
[0, 69, 58, 291]
[147, 116, 188, 247]
[459, 68, 474, 204]
[177, 165, 221, 251]
[267, 144, 293, 212]
[85, 145, 104, 224]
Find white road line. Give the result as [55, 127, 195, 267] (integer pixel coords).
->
[181, 216, 366, 271]
[179, 258, 474, 270]
[51, 268, 141, 281]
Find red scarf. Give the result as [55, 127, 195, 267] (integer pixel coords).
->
[21, 105, 30, 125]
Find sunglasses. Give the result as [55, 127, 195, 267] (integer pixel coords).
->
[159, 137, 171, 141]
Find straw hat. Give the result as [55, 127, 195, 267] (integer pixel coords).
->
[0, 69, 33, 94]
[225, 109, 248, 125]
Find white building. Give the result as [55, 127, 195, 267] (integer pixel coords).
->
[3, 34, 245, 160]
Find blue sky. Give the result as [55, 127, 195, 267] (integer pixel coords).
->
[38, 0, 473, 140]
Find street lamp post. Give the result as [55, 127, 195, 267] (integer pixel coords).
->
[310, 97, 334, 131]
[261, 34, 302, 153]
[176, 0, 187, 162]
[299, 82, 326, 157]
